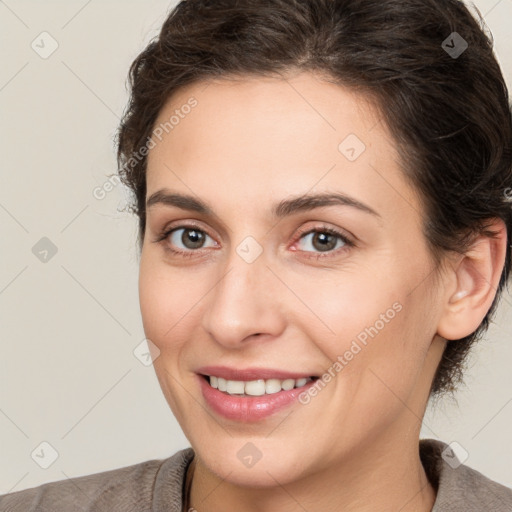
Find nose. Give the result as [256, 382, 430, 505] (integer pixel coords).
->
[200, 247, 286, 349]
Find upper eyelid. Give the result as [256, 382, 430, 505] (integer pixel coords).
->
[294, 224, 351, 239]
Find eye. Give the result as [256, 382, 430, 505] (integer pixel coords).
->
[154, 224, 217, 257]
[153, 222, 354, 260]
[293, 226, 354, 258]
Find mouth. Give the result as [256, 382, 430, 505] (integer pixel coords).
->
[195, 365, 322, 421]
[200, 374, 319, 397]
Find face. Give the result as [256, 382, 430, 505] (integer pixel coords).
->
[139, 71, 446, 487]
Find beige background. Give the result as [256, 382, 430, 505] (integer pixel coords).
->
[1, 0, 511, 493]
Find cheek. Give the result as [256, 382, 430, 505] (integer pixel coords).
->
[339, 287, 436, 418]
[138, 254, 206, 348]
[299, 264, 432, 393]
[138, 255, 205, 421]
[290, 267, 402, 358]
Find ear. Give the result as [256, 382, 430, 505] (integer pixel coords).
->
[437, 218, 508, 341]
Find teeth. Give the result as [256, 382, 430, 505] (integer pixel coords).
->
[265, 379, 282, 394]
[281, 379, 295, 391]
[217, 377, 227, 392]
[226, 380, 245, 394]
[245, 380, 266, 396]
[208, 375, 313, 395]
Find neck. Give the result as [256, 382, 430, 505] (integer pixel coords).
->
[188, 426, 436, 512]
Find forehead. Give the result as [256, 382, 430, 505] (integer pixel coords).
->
[145, 72, 420, 220]
[149, 71, 382, 162]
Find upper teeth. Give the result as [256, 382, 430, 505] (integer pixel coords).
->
[208, 376, 312, 396]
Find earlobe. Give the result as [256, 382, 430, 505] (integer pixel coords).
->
[437, 218, 507, 341]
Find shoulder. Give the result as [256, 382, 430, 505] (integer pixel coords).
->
[420, 438, 512, 512]
[0, 447, 195, 512]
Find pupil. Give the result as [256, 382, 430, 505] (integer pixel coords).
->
[183, 229, 204, 249]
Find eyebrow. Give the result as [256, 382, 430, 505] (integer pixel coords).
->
[146, 189, 381, 219]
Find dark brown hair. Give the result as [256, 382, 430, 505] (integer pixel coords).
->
[116, 0, 512, 396]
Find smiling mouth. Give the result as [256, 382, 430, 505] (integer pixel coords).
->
[201, 374, 319, 396]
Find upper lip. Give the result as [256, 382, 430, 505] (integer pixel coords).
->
[196, 365, 318, 381]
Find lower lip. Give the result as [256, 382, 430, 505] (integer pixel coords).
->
[198, 375, 317, 422]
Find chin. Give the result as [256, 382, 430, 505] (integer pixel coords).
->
[195, 439, 312, 488]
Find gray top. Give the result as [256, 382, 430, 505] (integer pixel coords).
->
[1, 439, 511, 511]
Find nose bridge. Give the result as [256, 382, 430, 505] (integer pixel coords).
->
[201, 242, 285, 347]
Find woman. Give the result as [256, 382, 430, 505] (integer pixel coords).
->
[1, 0, 511, 510]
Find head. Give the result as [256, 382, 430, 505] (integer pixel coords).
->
[116, 0, 511, 487]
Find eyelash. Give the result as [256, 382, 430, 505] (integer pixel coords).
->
[152, 223, 355, 260]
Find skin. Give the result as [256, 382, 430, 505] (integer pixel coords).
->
[139, 70, 507, 512]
